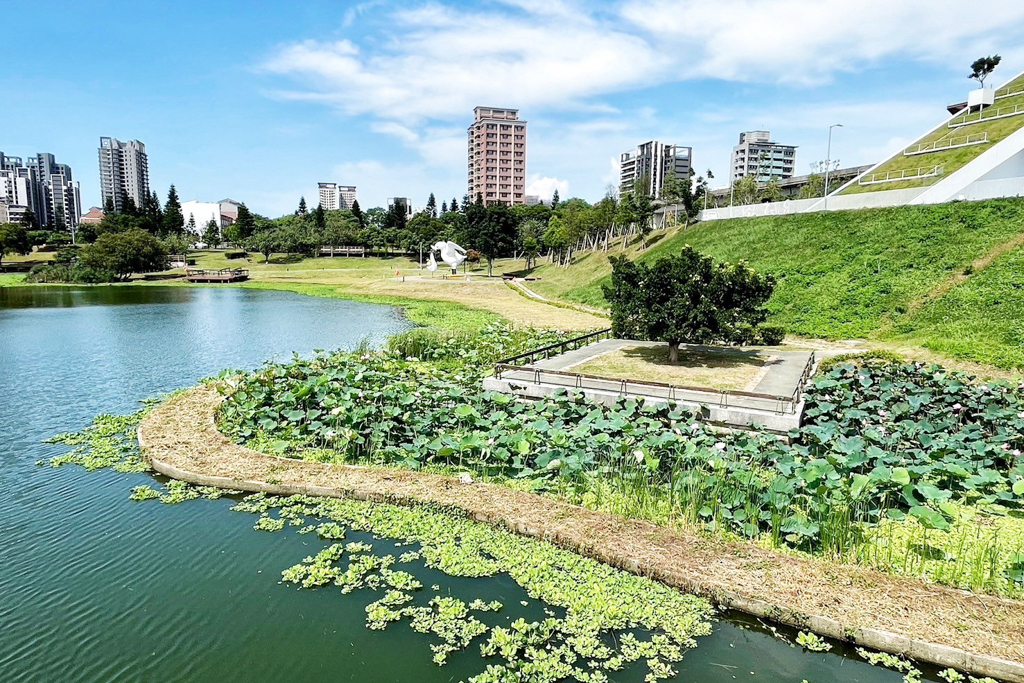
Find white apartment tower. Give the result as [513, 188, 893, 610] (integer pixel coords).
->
[619, 141, 693, 198]
[318, 183, 358, 210]
[0, 151, 81, 228]
[98, 137, 150, 211]
[467, 107, 527, 205]
[731, 131, 797, 183]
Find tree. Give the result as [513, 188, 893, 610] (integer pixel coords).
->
[350, 199, 365, 229]
[226, 203, 256, 244]
[139, 191, 163, 234]
[120, 192, 138, 217]
[296, 196, 308, 216]
[0, 222, 30, 266]
[732, 177, 759, 205]
[550, 189, 560, 209]
[970, 55, 1001, 87]
[450, 197, 459, 213]
[603, 246, 777, 362]
[312, 204, 326, 231]
[185, 213, 197, 235]
[518, 219, 545, 270]
[203, 220, 221, 248]
[79, 228, 168, 281]
[760, 179, 783, 203]
[473, 203, 519, 276]
[103, 196, 116, 215]
[162, 233, 193, 257]
[163, 185, 184, 235]
[441, 200, 448, 214]
[246, 226, 282, 264]
[426, 193, 437, 218]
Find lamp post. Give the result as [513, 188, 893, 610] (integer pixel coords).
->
[823, 123, 843, 211]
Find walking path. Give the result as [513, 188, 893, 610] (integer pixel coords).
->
[139, 384, 1024, 682]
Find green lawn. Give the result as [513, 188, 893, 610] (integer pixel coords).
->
[522, 198, 1024, 369]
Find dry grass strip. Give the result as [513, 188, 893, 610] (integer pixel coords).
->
[139, 385, 1024, 681]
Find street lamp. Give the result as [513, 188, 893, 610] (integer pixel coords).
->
[823, 124, 843, 211]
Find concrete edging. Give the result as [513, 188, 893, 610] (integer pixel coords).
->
[137, 387, 1024, 683]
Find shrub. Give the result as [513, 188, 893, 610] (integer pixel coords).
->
[756, 324, 786, 346]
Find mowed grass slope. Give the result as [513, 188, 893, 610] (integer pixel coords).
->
[536, 198, 1024, 369]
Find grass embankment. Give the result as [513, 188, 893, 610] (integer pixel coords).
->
[840, 71, 1024, 194]
[528, 198, 1024, 370]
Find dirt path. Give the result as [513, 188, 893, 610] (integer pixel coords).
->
[139, 385, 1024, 682]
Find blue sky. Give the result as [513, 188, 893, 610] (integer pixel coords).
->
[4, 0, 1024, 216]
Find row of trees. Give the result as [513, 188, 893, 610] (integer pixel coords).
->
[242, 177, 708, 274]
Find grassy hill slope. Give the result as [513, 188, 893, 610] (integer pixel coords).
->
[531, 198, 1024, 369]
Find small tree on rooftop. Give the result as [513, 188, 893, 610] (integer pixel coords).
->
[969, 55, 1001, 87]
[603, 246, 778, 363]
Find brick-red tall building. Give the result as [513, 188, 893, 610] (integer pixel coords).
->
[467, 107, 527, 205]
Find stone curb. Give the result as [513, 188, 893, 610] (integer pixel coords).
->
[138, 389, 1024, 683]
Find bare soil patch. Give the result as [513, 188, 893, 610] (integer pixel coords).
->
[572, 345, 772, 391]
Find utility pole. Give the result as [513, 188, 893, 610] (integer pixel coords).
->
[823, 124, 843, 211]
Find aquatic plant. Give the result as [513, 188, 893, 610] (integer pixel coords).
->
[796, 631, 831, 652]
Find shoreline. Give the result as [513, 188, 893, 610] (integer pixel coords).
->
[139, 383, 1024, 682]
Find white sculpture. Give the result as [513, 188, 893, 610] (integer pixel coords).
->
[431, 241, 467, 274]
[426, 253, 438, 272]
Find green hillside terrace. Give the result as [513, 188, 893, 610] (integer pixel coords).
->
[841, 71, 1024, 194]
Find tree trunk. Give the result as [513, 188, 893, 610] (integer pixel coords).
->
[668, 341, 679, 363]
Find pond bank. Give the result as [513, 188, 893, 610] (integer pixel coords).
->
[140, 384, 1024, 682]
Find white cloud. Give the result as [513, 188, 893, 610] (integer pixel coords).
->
[257, 0, 1024, 203]
[526, 176, 569, 201]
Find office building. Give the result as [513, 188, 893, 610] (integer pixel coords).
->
[619, 141, 693, 198]
[0, 151, 81, 228]
[731, 131, 797, 183]
[98, 137, 150, 211]
[318, 183, 358, 210]
[467, 107, 527, 205]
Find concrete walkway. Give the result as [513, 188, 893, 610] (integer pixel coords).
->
[486, 339, 814, 432]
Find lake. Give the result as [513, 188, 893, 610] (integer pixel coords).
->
[0, 285, 936, 682]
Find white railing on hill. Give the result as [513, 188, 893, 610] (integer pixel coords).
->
[858, 165, 943, 186]
[994, 85, 1024, 100]
[950, 103, 1024, 127]
[904, 132, 989, 156]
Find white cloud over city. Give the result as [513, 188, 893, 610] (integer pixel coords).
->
[256, 0, 1024, 207]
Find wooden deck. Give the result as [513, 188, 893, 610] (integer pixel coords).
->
[184, 268, 249, 283]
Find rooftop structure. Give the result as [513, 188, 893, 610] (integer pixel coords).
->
[731, 131, 797, 183]
[619, 141, 693, 198]
[467, 107, 527, 205]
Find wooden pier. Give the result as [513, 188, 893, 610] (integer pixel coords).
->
[184, 268, 249, 283]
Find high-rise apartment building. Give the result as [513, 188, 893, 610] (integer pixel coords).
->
[731, 131, 796, 183]
[619, 141, 693, 198]
[0, 151, 81, 228]
[318, 183, 358, 210]
[467, 107, 527, 205]
[98, 137, 150, 211]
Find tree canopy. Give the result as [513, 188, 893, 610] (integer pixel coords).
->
[603, 246, 779, 361]
[0, 222, 31, 266]
[79, 228, 168, 281]
[970, 55, 1001, 87]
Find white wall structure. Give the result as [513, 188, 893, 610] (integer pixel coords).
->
[318, 182, 358, 210]
[181, 199, 239, 235]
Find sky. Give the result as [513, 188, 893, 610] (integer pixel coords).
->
[4, 0, 1024, 217]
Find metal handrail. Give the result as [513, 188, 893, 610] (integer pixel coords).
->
[495, 363, 801, 414]
[949, 102, 1024, 127]
[497, 328, 613, 367]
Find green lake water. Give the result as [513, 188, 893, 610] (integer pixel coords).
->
[0, 285, 945, 682]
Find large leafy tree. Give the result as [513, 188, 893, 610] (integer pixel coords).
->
[473, 203, 519, 276]
[202, 220, 221, 248]
[603, 246, 777, 362]
[163, 185, 184, 235]
[79, 228, 168, 280]
[0, 222, 31, 266]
